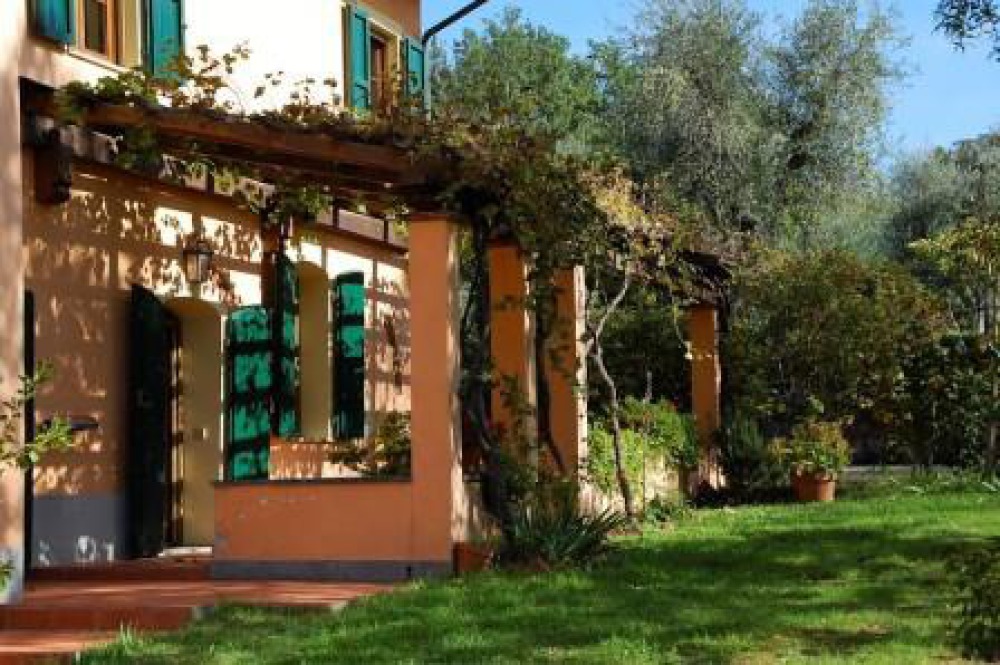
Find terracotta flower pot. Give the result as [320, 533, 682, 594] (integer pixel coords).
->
[454, 542, 494, 574]
[791, 471, 837, 502]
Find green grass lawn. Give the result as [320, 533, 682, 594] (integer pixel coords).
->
[85, 481, 1000, 664]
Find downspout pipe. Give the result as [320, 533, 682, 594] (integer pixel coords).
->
[422, 0, 492, 45]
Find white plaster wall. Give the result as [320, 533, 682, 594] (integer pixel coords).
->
[184, 0, 347, 112]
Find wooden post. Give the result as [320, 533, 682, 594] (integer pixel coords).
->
[689, 303, 722, 491]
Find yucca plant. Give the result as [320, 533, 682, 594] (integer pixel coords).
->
[499, 498, 627, 569]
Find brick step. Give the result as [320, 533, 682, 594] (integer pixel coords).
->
[0, 605, 202, 631]
[0, 630, 119, 665]
[30, 559, 210, 582]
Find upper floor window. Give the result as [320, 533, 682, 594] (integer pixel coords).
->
[345, 3, 426, 113]
[80, 0, 117, 58]
[31, 0, 183, 76]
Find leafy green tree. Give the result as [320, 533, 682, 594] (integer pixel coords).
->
[886, 133, 1000, 256]
[431, 7, 603, 152]
[603, 0, 903, 246]
[767, 0, 904, 244]
[600, 0, 768, 230]
[937, 0, 1000, 58]
[887, 149, 969, 255]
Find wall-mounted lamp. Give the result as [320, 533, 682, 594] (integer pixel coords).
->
[182, 237, 215, 286]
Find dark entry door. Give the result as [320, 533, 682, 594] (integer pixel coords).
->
[127, 284, 176, 558]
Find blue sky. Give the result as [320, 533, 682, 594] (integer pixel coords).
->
[423, 0, 1000, 155]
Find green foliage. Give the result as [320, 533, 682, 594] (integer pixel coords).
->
[328, 412, 411, 477]
[602, 0, 903, 243]
[911, 218, 1000, 338]
[499, 495, 627, 569]
[594, 289, 692, 412]
[937, 0, 1000, 59]
[1, 363, 75, 589]
[432, 7, 603, 153]
[1, 363, 74, 470]
[587, 400, 698, 496]
[718, 412, 787, 500]
[728, 248, 948, 445]
[952, 540, 1000, 661]
[893, 334, 999, 468]
[888, 136, 1000, 256]
[641, 495, 693, 526]
[770, 419, 852, 477]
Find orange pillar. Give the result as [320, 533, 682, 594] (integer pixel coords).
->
[545, 267, 587, 476]
[0, 1, 28, 604]
[407, 214, 467, 564]
[487, 239, 535, 445]
[689, 303, 722, 489]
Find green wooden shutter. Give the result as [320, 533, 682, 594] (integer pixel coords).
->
[404, 37, 427, 103]
[275, 255, 301, 438]
[226, 306, 272, 480]
[146, 0, 184, 77]
[32, 0, 75, 45]
[127, 285, 173, 557]
[346, 5, 372, 111]
[333, 272, 366, 439]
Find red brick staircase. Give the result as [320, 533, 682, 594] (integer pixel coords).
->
[0, 559, 388, 664]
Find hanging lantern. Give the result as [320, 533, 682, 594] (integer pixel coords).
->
[182, 237, 215, 286]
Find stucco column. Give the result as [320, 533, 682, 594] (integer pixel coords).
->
[0, 1, 27, 604]
[408, 214, 466, 565]
[689, 303, 722, 490]
[487, 238, 535, 444]
[546, 267, 587, 476]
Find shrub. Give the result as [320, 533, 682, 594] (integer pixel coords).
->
[771, 419, 852, 478]
[953, 540, 1000, 661]
[718, 412, 787, 500]
[587, 400, 698, 496]
[727, 249, 947, 447]
[499, 494, 627, 568]
[893, 333, 1000, 470]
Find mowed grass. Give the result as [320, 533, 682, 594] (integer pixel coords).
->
[85, 483, 1000, 664]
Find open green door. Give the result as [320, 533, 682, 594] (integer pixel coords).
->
[225, 306, 272, 480]
[127, 285, 175, 558]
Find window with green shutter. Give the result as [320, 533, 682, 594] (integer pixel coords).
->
[225, 306, 272, 481]
[275, 255, 301, 438]
[404, 37, 427, 103]
[32, 0, 76, 45]
[346, 5, 372, 111]
[333, 272, 366, 439]
[146, 0, 184, 78]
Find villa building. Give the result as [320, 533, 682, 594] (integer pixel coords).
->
[0, 0, 720, 605]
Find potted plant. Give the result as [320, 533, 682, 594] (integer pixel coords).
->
[771, 420, 851, 502]
[454, 538, 496, 574]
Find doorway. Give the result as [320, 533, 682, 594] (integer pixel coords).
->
[166, 298, 224, 548]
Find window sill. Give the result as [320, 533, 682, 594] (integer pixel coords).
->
[215, 476, 411, 487]
[65, 46, 131, 74]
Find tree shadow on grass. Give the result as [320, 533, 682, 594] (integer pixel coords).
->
[83, 507, 979, 665]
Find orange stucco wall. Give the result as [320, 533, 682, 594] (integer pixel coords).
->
[365, 0, 422, 37]
[215, 481, 418, 561]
